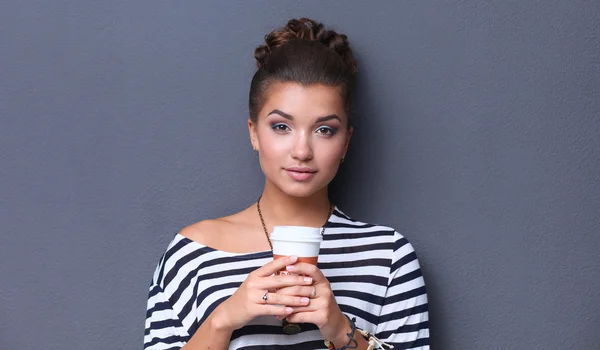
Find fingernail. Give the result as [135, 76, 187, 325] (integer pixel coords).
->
[289, 255, 298, 262]
[301, 297, 309, 304]
[285, 307, 293, 313]
[304, 277, 312, 283]
[286, 265, 295, 271]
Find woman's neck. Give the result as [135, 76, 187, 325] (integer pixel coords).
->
[257, 183, 332, 229]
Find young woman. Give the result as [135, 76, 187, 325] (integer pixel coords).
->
[144, 18, 430, 350]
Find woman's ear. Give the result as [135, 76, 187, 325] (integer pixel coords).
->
[342, 126, 353, 157]
[248, 117, 259, 151]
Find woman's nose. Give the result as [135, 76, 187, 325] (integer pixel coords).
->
[290, 133, 313, 160]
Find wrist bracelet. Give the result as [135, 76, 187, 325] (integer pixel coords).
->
[324, 314, 395, 350]
[324, 315, 358, 350]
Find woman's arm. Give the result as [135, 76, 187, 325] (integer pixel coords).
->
[144, 284, 190, 350]
[180, 307, 233, 350]
[144, 284, 236, 350]
[374, 231, 430, 349]
[145, 255, 312, 350]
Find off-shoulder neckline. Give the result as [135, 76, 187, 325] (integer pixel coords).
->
[175, 205, 342, 256]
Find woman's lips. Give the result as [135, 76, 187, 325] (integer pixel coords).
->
[285, 169, 316, 181]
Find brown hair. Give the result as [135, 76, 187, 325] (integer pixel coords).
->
[249, 18, 358, 128]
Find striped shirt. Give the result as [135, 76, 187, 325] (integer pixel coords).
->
[144, 206, 430, 349]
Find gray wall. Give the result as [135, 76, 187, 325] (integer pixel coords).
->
[1, 1, 598, 349]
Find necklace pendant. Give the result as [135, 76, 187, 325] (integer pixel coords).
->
[282, 319, 302, 334]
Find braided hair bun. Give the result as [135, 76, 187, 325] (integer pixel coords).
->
[254, 18, 357, 75]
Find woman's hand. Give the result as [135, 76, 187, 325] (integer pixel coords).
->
[211, 255, 314, 332]
[274, 263, 351, 345]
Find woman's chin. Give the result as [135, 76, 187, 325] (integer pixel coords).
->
[281, 187, 315, 198]
[285, 182, 332, 198]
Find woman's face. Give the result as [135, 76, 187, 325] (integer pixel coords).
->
[249, 82, 352, 198]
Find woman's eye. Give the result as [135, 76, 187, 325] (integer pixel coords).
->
[316, 126, 336, 135]
[271, 123, 290, 132]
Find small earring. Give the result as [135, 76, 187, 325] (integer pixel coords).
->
[254, 149, 259, 156]
[340, 157, 345, 163]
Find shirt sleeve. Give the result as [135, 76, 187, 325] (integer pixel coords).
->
[374, 231, 430, 349]
[144, 283, 190, 350]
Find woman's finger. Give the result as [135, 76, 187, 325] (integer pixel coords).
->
[253, 255, 298, 277]
[283, 262, 324, 281]
[274, 285, 315, 297]
[285, 304, 318, 313]
[258, 274, 313, 290]
[261, 292, 310, 307]
[284, 310, 318, 324]
[264, 305, 295, 317]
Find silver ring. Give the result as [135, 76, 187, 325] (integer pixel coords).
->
[262, 291, 269, 304]
[310, 286, 316, 298]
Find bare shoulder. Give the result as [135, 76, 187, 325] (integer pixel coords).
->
[178, 205, 264, 252]
[179, 218, 221, 246]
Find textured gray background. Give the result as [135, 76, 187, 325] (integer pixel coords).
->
[1, 1, 599, 349]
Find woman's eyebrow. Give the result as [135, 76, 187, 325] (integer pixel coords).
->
[267, 109, 341, 123]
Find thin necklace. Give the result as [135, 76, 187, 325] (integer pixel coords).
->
[256, 194, 334, 251]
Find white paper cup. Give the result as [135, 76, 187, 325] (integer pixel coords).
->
[270, 226, 323, 334]
[270, 226, 322, 266]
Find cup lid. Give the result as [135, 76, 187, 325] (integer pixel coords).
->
[270, 226, 323, 243]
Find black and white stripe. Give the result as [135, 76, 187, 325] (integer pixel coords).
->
[144, 207, 430, 349]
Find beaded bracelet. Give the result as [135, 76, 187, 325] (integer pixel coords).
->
[357, 328, 395, 350]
